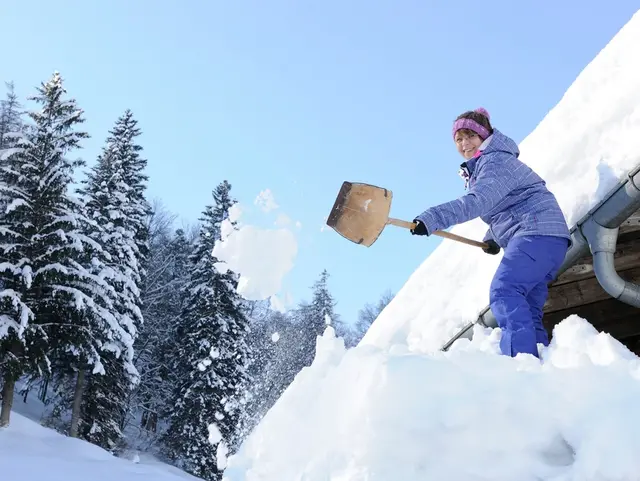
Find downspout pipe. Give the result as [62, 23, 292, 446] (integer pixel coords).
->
[441, 163, 640, 351]
[581, 219, 640, 307]
[581, 164, 640, 307]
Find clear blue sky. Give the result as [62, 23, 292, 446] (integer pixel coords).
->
[3, 1, 639, 326]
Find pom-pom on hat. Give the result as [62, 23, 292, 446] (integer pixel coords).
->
[474, 107, 490, 120]
[452, 107, 491, 140]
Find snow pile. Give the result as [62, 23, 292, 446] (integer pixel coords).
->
[361, 9, 640, 352]
[0, 413, 199, 481]
[223, 316, 640, 481]
[212, 199, 297, 311]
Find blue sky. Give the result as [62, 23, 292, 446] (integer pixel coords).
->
[2, 1, 639, 326]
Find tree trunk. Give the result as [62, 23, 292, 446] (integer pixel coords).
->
[0, 377, 16, 427]
[69, 370, 85, 438]
[38, 374, 49, 403]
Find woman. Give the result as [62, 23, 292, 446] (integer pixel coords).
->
[412, 108, 570, 358]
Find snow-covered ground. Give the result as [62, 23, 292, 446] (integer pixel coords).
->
[0, 411, 199, 481]
[221, 9, 640, 481]
[1, 381, 199, 480]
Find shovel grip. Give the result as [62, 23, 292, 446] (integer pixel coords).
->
[387, 218, 489, 249]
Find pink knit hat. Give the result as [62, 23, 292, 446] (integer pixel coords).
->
[452, 107, 491, 140]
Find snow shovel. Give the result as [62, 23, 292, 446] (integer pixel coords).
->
[326, 181, 489, 249]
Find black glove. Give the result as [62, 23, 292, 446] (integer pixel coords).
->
[483, 239, 501, 255]
[410, 219, 429, 236]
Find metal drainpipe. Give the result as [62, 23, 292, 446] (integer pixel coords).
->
[580, 218, 640, 307]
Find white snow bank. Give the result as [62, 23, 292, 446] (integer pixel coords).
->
[223, 316, 640, 481]
[0, 412, 199, 481]
[212, 203, 297, 308]
[361, 9, 640, 352]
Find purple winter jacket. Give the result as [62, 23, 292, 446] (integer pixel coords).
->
[415, 129, 571, 248]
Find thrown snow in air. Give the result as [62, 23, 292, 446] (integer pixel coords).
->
[212, 201, 297, 307]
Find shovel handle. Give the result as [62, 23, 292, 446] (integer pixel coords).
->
[387, 218, 489, 249]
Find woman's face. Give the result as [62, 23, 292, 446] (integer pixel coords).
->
[454, 129, 483, 160]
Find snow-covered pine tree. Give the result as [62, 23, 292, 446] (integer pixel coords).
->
[0, 81, 24, 151]
[74, 109, 151, 449]
[0, 72, 117, 427]
[162, 181, 250, 481]
[0, 82, 25, 216]
[115, 109, 151, 286]
[296, 270, 340, 367]
[130, 221, 194, 448]
[78, 352, 130, 451]
[237, 307, 306, 438]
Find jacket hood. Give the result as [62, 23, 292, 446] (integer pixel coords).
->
[480, 129, 520, 157]
[460, 129, 520, 176]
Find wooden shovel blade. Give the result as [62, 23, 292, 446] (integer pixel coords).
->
[326, 181, 392, 247]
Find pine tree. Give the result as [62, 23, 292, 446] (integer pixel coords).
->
[297, 270, 339, 367]
[162, 181, 250, 481]
[73, 109, 150, 449]
[238, 308, 306, 438]
[78, 352, 130, 451]
[0, 81, 24, 151]
[0, 72, 115, 427]
[131, 222, 193, 447]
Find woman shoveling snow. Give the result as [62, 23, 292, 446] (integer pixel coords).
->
[411, 108, 571, 359]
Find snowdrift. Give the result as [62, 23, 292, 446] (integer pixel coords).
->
[223, 9, 640, 481]
[0, 412, 198, 481]
[224, 318, 640, 481]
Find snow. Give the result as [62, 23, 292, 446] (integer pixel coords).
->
[221, 10, 640, 481]
[268, 293, 286, 312]
[213, 201, 297, 306]
[225, 317, 640, 481]
[208, 423, 223, 444]
[4, 197, 27, 214]
[217, 442, 229, 470]
[254, 188, 279, 212]
[0, 412, 199, 481]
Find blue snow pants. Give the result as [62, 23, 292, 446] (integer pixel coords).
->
[489, 235, 569, 358]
